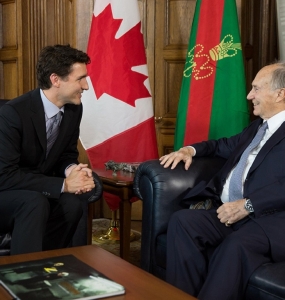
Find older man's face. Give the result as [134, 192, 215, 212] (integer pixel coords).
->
[247, 65, 282, 120]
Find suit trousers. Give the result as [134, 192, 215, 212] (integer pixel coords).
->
[70, 191, 92, 246]
[166, 209, 272, 300]
[0, 190, 83, 255]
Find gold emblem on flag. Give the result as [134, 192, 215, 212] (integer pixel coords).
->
[184, 34, 242, 80]
[184, 44, 214, 80]
[209, 34, 241, 61]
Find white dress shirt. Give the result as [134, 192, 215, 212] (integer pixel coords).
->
[220, 111, 285, 202]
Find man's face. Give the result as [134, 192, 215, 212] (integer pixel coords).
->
[57, 62, 89, 106]
[247, 65, 280, 120]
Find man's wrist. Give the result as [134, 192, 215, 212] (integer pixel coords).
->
[185, 146, 196, 156]
[65, 164, 77, 177]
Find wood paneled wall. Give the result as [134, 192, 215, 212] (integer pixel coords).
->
[0, 0, 20, 99]
[0, 0, 75, 99]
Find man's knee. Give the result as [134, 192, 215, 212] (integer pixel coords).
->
[221, 226, 269, 257]
[14, 191, 50, 221]
[58, 194, 83, 223]
[169, 209, 200, 228]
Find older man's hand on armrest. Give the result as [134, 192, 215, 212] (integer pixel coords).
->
[159, 146, 195, 170]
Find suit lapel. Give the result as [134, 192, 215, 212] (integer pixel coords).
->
[219, 119, 263, 179]
[248, 121, 285, 175]
[59, 105, 74, 138]
[30, 89, 46, 153]
[55, 105, 74, 144]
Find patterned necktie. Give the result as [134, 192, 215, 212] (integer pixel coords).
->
[228, 121, 268, 201]
[46, 111, 62, 157]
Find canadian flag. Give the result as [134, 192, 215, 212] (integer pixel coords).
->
[80, 0, 158, 210]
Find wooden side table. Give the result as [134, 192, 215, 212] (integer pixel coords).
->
[92, 168, 136, 261]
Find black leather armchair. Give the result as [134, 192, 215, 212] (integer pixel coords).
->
[133, 158, 285, 300]
[0, 99, 103, 255]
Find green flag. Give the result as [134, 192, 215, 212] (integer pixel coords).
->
[174, 0, 250, 150]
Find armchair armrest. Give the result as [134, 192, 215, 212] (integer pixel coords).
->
[134, 157, 226, 231]
[133, 157, 226, 271]
[87, 172, 103, 203]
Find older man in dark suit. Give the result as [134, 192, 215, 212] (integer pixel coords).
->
[160, 62, 285, 299]
[0, 45, 95, 255]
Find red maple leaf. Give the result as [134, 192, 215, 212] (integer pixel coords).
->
[87, 4, 151, 107]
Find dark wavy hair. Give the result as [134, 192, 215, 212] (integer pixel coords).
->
[36, 44, 91, 89]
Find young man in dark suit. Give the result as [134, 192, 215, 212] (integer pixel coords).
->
[0, 45, 95, 255]
[160, 62, 285, 299]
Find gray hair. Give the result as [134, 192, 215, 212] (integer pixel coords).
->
[270, 62, 285, 90]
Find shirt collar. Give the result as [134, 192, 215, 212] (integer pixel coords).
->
[266, 110, 285, 134]
[40, 89, 64, 118]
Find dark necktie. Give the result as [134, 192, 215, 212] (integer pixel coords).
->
[228, 121, 268, 201]
[46, 111, 62, 157]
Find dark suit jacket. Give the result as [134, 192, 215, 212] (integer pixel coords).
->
[0, 88, 82, 199]
[183, 117, 285, 262]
